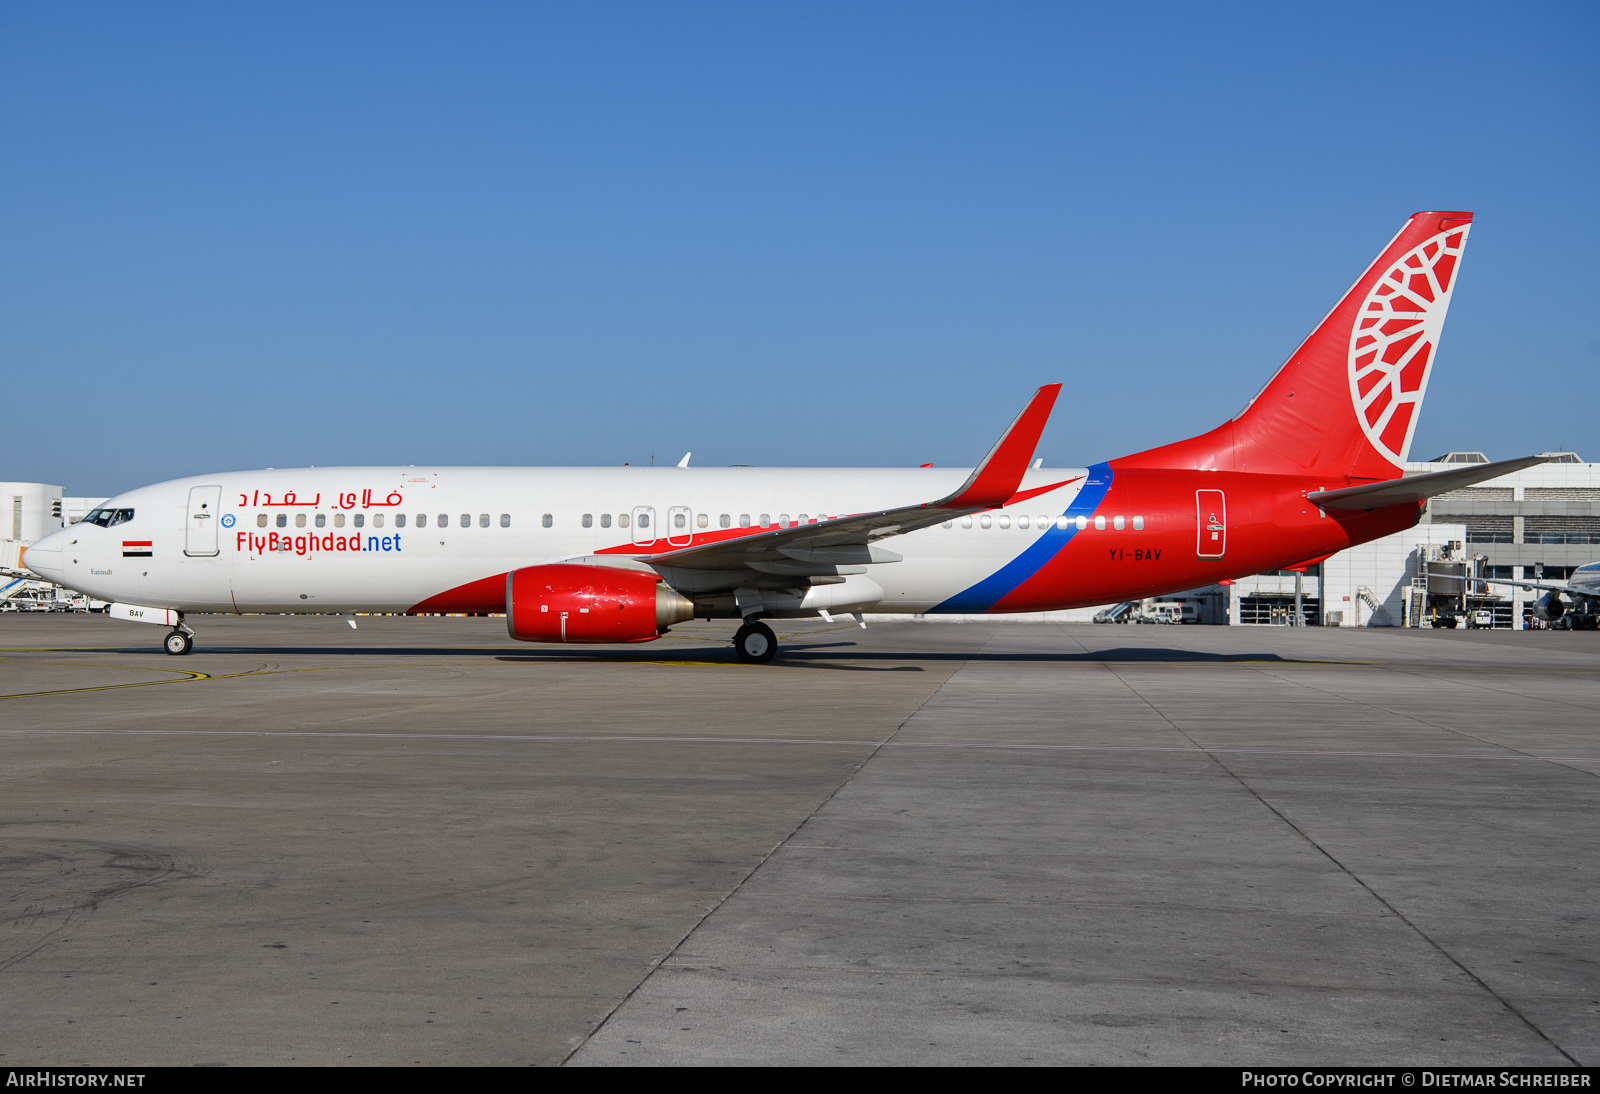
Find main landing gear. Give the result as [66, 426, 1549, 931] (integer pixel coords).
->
[732, 620, 778, 664]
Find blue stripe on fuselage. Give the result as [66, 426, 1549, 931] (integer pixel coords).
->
[929, 463, 1113, 613]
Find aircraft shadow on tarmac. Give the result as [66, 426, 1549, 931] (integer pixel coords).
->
[39, 643, 1319, 667]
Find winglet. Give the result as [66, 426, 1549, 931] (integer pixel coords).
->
[937, 384, 1062, 510]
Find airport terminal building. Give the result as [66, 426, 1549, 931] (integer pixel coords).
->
[2, 483, 107, 604]
[1216, 451, 1598, 627]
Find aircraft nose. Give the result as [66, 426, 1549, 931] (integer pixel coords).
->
[21, 530, 64, 582]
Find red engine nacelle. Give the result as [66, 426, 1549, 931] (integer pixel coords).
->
[506, 563, 694, 643]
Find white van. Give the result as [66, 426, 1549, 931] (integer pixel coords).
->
[1138, 603, 1198, 625]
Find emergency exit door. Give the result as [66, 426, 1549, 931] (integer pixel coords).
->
[667, 506, 693, 546]
[1196, 489, 1226, 558]
[631, 506, 656, 546]
[185, 485, 222, 557]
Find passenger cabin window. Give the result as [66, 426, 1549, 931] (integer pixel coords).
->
[437, 514, 448, 527]
[257, 513, 268, 528]
[479, 514, 489, 528]
[601, 514, 612, 528]
[674, 512, 686, 529]
[720, 514, 731, 528]
[1094, 516, 1105, 530]
[295, 514, 306, 528]
[759, 514, 770, 527]
[779, 513, 790, 526]
[277, 514, 287, 528]
[354, 514, 364, 528]
[1017, 516, 1029, 529]
[459, 514, 469, 527]
[1132, 516, 1145, 530]
[542, 514, 552, 528]
[334, 513, 345, 528]
[980, 516, 992, 528]
[1113, 516, 1124, 530]
[638, 513, 649, 528]
[619, 514, 630, 528]
[396, 514, 406, 528]
[739, 514, 750, 528]
[374, 514, 385, 528]
[315, 514, 326, 528]
[1075, 516, 1087, 530]
[998, 515, 1010, 529]
[583, 514, 593, 528]
[961, 517, 973, 528]
[416, 514, 427, 528]
[500, 514, 510, 527]
[697, 513, 708, 529]
[942, 520, 952, 529]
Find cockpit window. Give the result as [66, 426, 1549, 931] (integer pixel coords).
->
[79, 508, 134, 528]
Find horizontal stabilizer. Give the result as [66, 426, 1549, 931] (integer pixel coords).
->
[1307, 456, 1548, 510]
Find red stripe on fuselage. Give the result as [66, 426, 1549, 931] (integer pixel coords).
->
[408, 573, 509, 615]
[1004, 477, 1082, 508]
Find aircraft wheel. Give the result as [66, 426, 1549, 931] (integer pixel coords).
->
[733, 621, 778, 664]
[164, 630, 193, 656]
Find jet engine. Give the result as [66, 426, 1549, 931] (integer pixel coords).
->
[1534, 593, 1566, 624]
[506, 563, 694, 643]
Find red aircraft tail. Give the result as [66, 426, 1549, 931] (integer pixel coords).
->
[1116, 210, 1474, 482]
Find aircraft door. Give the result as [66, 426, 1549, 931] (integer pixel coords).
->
[185, 485, 223, 557]
[631, 506, 656, 546]
[667, 506, 692, 546]
[1196, 489, 1226, 558]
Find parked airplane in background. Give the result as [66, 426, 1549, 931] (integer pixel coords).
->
[1476, 565, 1600, 630]
[24, 211, 1548, 661]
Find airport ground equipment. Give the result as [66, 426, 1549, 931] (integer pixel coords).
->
[1415, 541, 1511, 628]
[1093, 602, 1136, 624]
[1356, 586, 1395, 627]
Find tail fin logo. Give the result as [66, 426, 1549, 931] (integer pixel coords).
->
[1349, 225, 1470, 465]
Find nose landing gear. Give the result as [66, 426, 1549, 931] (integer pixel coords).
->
[732, 620, 777, 664]
[163, 619, 195, 656]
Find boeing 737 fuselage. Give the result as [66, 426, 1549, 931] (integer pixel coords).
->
[24, 211, 1544, 661]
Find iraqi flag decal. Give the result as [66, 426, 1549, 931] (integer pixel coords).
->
[122, 540, 153, 557]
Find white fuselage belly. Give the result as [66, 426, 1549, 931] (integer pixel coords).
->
[56, 466, 1095, 616]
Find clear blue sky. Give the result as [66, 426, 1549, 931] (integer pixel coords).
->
[3, 2, 1595, 495]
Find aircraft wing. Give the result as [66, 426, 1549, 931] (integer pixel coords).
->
[1453, 574, 1600, 604]
[641, 384, 1062, 572]
[1307, 456, 1550, 510]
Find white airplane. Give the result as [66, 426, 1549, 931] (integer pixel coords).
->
[23, 211, 1545, 661]
[1472, 564, 1600, 630]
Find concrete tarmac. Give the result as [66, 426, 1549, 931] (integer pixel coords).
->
[1, 614, 1596, 1066]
